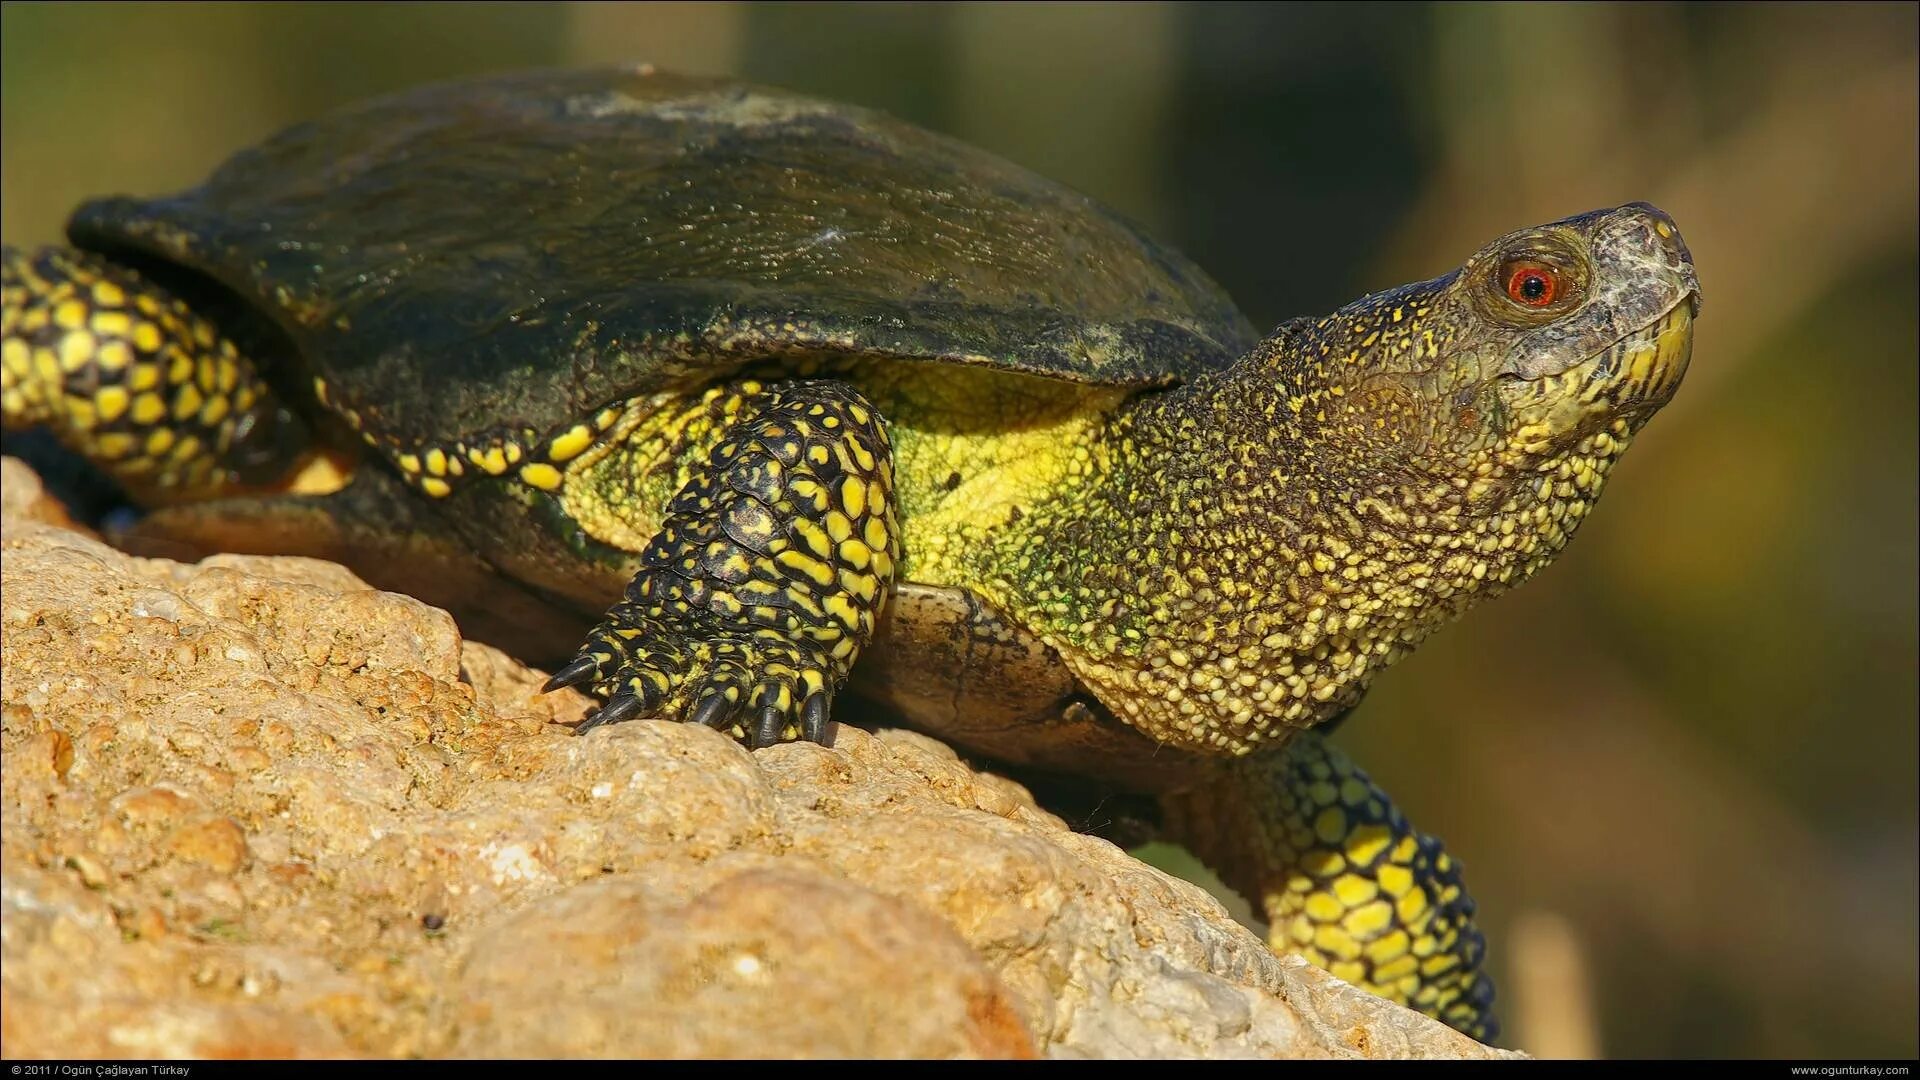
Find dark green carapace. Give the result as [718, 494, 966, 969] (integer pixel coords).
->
[0, 67, 1702, 1042]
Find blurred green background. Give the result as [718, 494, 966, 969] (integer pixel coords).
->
[3, 2, 1913, 1059]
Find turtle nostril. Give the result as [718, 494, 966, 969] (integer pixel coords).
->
[1639, 206, 1693, 264]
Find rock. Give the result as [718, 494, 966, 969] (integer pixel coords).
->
[0, 457, 1513, 1060]
[1, 456, 82, 531]
[451, 868, 1033, 1058]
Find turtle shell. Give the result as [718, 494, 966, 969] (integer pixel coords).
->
[63, 67, 1259, 451]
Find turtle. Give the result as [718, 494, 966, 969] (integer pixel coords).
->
[0, 67, 1699, 1042]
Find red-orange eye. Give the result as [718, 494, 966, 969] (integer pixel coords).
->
[1505, 263, 1559, 307]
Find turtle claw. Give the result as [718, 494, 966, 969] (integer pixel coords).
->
[556, 610, 845, 746]
[555, 549, 852, 745]
[801, 692, 831, 744]
[688, 691, 741, 731]
[542, 654, 601, 694]
[577, 691, 648, 733]
[685, 659, 752, 732]
[751, 705, 786, 749]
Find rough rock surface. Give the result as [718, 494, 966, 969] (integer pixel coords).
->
[0, 457, 1512, 1059]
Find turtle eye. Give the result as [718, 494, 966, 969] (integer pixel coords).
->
[1502, 260, 1563, 308]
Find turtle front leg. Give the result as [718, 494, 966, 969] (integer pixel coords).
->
[546, 380, 900, 747]
[1161, 730, 1500, 1042]
[2, 245, 307, 500]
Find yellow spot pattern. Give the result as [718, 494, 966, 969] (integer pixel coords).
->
[2, 244, 303, 499]
[317, 378, 633, 500]
[955, 273, 1687, 759]
[556, 380, 900, 747]
[1167, 731, 1497, 1041]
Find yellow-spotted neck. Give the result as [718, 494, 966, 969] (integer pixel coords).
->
[952, 291, 1676, 758]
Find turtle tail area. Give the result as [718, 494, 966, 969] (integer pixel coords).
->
[1161, 730, 1500, 1044]
[2, 244, 323, 503]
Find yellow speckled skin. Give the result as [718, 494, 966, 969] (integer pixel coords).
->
[1, 247, 306, 499]
[945, 212, 1698, 759]
[540, 360, 1126, 740]
[551, 379, 903, 745]
[0, 142, 1698, 1041]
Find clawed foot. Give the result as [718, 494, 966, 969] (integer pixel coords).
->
[543, 602, 839, 747]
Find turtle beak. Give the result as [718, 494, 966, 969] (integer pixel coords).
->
[1615, 203, 1698, 408]
[1623, 293, 1695, 411]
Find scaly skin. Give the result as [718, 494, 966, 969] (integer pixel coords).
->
[549, 205, 1697, 761]
[549, 380, 902, 746]
[954, 206, 1697, 755]
[0, 246, 308, 500]
[1166, 732, 1498, 1040]
[1, 203, 1698, 1043]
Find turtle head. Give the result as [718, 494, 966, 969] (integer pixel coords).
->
[1445, 202, 1699, 454]
[1274, 203, 1699, 469]
[1005, 206, 1699, 752]
[1169, 202, 1703, 633]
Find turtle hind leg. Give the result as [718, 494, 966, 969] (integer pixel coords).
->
[1162, 730, 1500, 1043]
[547, 378, 900, 748]
[2, 244, 308, 502]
